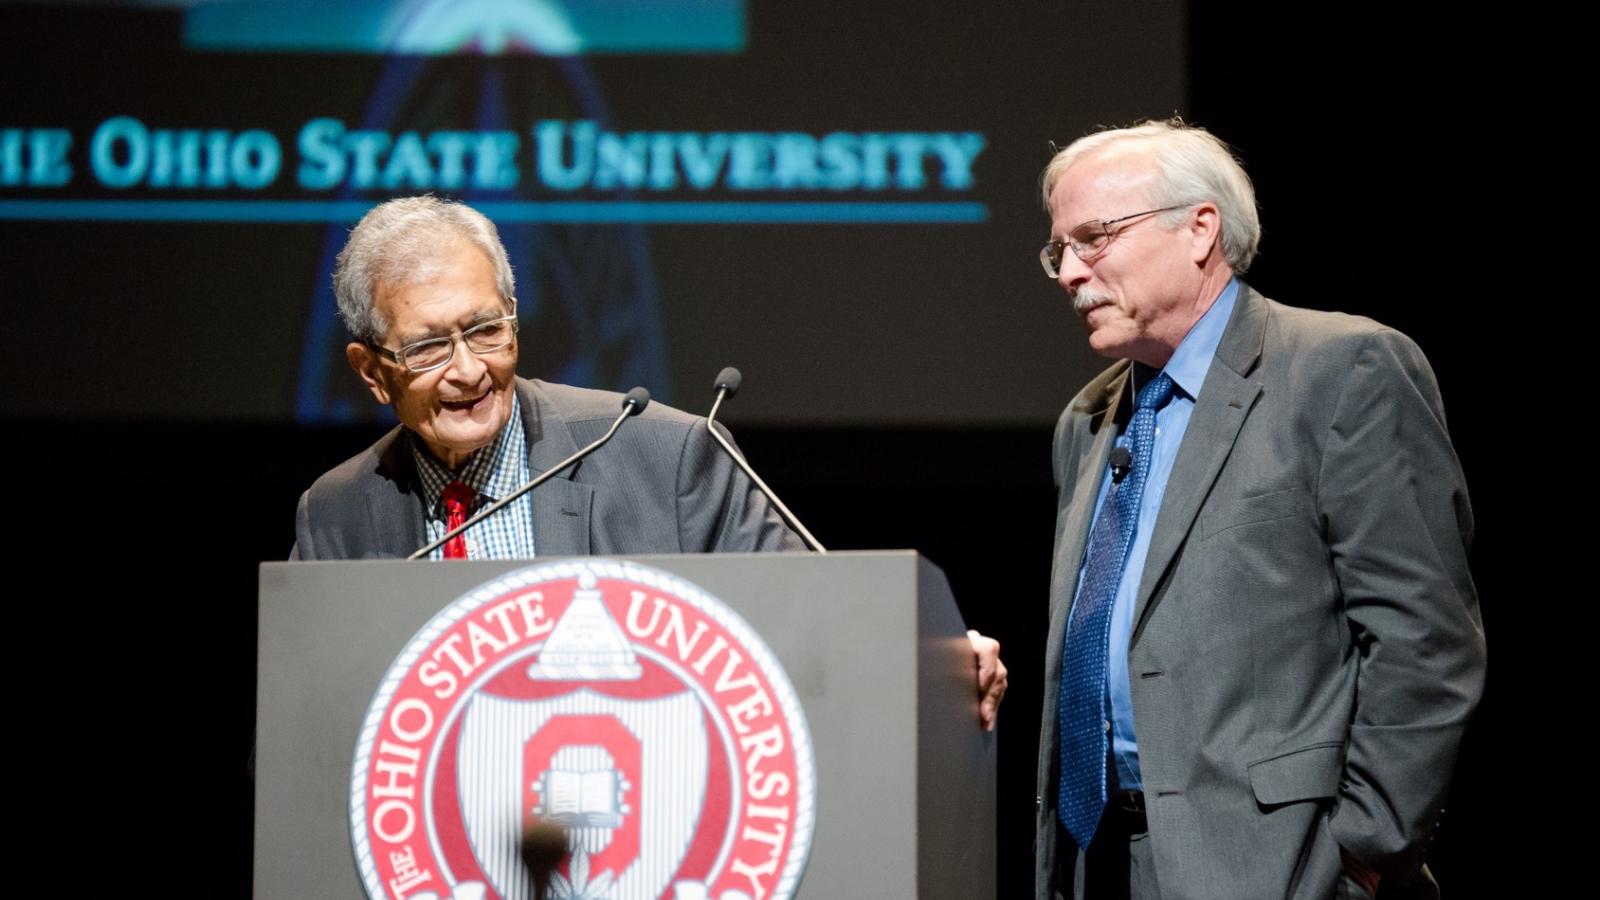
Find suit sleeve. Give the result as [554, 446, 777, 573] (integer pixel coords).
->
[1320, 328, 1485, 879]
[673, 418, 806, 553]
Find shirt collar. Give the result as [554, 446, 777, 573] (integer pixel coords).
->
[1153, 277, 1239, 402]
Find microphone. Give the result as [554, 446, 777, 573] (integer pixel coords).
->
[621, 385, 651, 414]
[1109, 446, 1132, 484]
[705, 367, 826, 554]
[408, 387, 652, 560]
[520, 821, 569, 900]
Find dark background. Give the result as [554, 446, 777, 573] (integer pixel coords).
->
[6, 0, 1579, 896]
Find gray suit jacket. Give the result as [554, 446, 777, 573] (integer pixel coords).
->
[292, 378, 802, 559]
[1034, 286, 1485, 900]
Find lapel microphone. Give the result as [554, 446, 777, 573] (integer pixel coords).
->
[1109, 446, 1133, 484]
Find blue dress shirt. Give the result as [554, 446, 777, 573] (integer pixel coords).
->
[1073, 278, 1238, 790]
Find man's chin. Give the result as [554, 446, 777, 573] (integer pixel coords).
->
[442, 413, 505, 445]
[419, 428, 496, 468]
[425, 415, 507, 463]
[1085, 329, 1128, 360]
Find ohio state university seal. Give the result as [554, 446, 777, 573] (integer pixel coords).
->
[350, 559, 816, 900]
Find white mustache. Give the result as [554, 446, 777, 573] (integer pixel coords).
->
[1072, 289, 1113, 316]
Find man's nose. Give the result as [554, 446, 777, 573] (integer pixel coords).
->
[1057, 247, 1092, 293]
[442, 335, 487, 382]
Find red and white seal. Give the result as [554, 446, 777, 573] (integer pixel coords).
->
[350, 560, 816, 900]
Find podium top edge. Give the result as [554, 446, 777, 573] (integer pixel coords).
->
[261, 549, 928, 569]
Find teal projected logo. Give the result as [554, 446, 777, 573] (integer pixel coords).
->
[4, 0, 989, 424]
[0, 118, 990, 225]
[182, 0, 745, 54]
[2, 2, 990, 225]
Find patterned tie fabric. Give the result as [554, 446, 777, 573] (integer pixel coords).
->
[1058, 372, 1176, 847]
[441, 480, 475, 560]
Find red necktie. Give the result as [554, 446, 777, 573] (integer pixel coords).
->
[441, 481, 475, 559]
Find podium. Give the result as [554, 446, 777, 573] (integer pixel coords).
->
[255, 551, 996, 899]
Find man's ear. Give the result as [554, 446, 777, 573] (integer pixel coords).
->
[1189, 202, 1223, 265]
[347, 342, 393, 405]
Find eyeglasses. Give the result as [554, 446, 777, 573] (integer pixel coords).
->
[1038, 204, 1192, 278]
[368, 313, 519, 373]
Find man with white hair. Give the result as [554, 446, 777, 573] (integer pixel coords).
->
[1033, 121, 1484, 899]
[290, 195, 802, 561]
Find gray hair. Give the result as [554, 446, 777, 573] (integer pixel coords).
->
[333, 195, 517, 343]
[1040, 119, 1261, 273]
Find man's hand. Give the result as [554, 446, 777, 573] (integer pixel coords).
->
[967, 630, 1007, 731]
[1341, 848, 1381, 897]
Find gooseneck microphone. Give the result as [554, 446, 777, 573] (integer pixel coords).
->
[705, 367, 827, 554]
[408, 387, 651, 560]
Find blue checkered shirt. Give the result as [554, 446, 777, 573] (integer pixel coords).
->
[410, 394, 537, 560]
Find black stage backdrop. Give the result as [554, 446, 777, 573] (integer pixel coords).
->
[3, 1, 1579, 897]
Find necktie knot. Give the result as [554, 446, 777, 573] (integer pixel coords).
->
[442, 480, 475, 514]
[1135, 372, 1176, 412]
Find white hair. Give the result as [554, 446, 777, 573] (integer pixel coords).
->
[1041, 119, 1262, 273]
[333, 195, 516, 343]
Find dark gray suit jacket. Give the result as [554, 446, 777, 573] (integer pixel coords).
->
[292, 378, 802, 559]
[1034, 286, 1485, 900]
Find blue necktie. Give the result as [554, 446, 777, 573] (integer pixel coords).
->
[1058, 371, 1175, 848]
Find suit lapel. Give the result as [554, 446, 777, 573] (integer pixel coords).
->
[520, 379, 594, 557]
[1131, 285, 1269, 638]
[366, 426, 428, 558]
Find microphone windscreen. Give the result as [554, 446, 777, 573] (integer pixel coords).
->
[520, 821, 568, 888]
[713, 366, 743, 397]
[622, 386, 652, 414]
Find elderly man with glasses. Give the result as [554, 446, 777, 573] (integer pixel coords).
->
[288, 195, 804, 562]
[1032, 121, 1484, 900]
